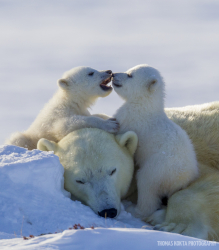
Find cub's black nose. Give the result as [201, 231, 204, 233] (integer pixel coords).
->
[105, 70, 112, 74]
[98, 208, 117, 218]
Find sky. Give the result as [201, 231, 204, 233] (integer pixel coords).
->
[0, 0, 219, 143]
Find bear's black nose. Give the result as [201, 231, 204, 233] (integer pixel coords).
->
[105, 70, 112, 74]
[98, 208, 117, 218]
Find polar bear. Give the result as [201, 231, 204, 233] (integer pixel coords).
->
[112, 64, 199, 219]
[37, 128, 138, 218]
[6, 67, 119, 150]
[166, 102, 219, 172]
[145, 101, 219, 241]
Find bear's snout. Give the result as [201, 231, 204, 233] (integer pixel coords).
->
[105, 70, 112, 75]
[112, 76, 120, 88]
[98, 208, 117, 218]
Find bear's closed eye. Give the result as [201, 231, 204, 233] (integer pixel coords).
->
[76, 180, 85, 184]
[110, 169, 116, 176]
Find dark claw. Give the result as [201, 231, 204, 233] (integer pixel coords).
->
[109, 118, 117, 121]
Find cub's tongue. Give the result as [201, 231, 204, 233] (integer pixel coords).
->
[100, 84, 112, 91]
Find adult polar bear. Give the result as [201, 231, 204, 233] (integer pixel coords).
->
[37, 104, 219, 240]
[37, 128, 138, 218]
[123, 101, 219, 241]
[6, 67, 119, 150]
[150, 102, 219, 241]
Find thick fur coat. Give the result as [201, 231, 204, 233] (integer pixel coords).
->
[146, 102, 219, 241]
[113, 64, 199, 219]
[6, 67, 119, 150]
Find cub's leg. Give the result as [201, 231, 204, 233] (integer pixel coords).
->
[126, 160, 162, 219]
[54, 115, 119, 140]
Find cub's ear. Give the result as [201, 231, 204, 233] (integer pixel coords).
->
[116, 131, 138, 156]
[57, 78, 69, 89]
[37, 138, 57, 152]
[147, 77, 158, 93]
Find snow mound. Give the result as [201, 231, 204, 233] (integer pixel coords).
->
[0, 145, 148, 239]
[0, 145, 69, 197]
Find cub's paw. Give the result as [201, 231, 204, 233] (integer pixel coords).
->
[145, 207, 167, 225]
[154, 220, 208, 239]
[154, 222, 184, 233]
[103, 118, 120, 133]
[126, 204, 143, 219]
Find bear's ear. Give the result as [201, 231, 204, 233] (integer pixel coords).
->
[37, 138, 57, 152]
[57, 78, 69, 89]
[116, 131, 138, 156]
[147, 77, 158, 93]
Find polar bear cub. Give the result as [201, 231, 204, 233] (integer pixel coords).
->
[113, 64, 199, 219]
[6, 66, 119, 150]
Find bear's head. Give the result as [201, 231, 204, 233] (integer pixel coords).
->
[112, 64, 165, 106]
[57, 66, 113, 103]
[37, 128, 138, 219]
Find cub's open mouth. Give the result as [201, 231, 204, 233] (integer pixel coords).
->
[100, 77, 112, 91]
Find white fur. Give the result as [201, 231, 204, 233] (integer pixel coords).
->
[144, 101, 219, 241]
[6, 66, 119, 150]
[113, 64, 199, 219]
[37, 128, 138, 218]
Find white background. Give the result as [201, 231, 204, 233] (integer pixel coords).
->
[0, 0, 219, 143]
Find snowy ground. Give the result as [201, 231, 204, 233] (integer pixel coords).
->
[0, 145, 148, 238]
[0, 145, 218, 249]
[1, 229, 218, 250]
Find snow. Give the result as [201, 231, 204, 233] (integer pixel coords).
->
[0, 145, 218, 249]
[1, 229, 218, 250]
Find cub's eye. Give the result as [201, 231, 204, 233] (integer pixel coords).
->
[110, 169, 116, 176]
[88, 72, 94, 76]
[127, 74, 132, 78]
[76, 180, 85, 184]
